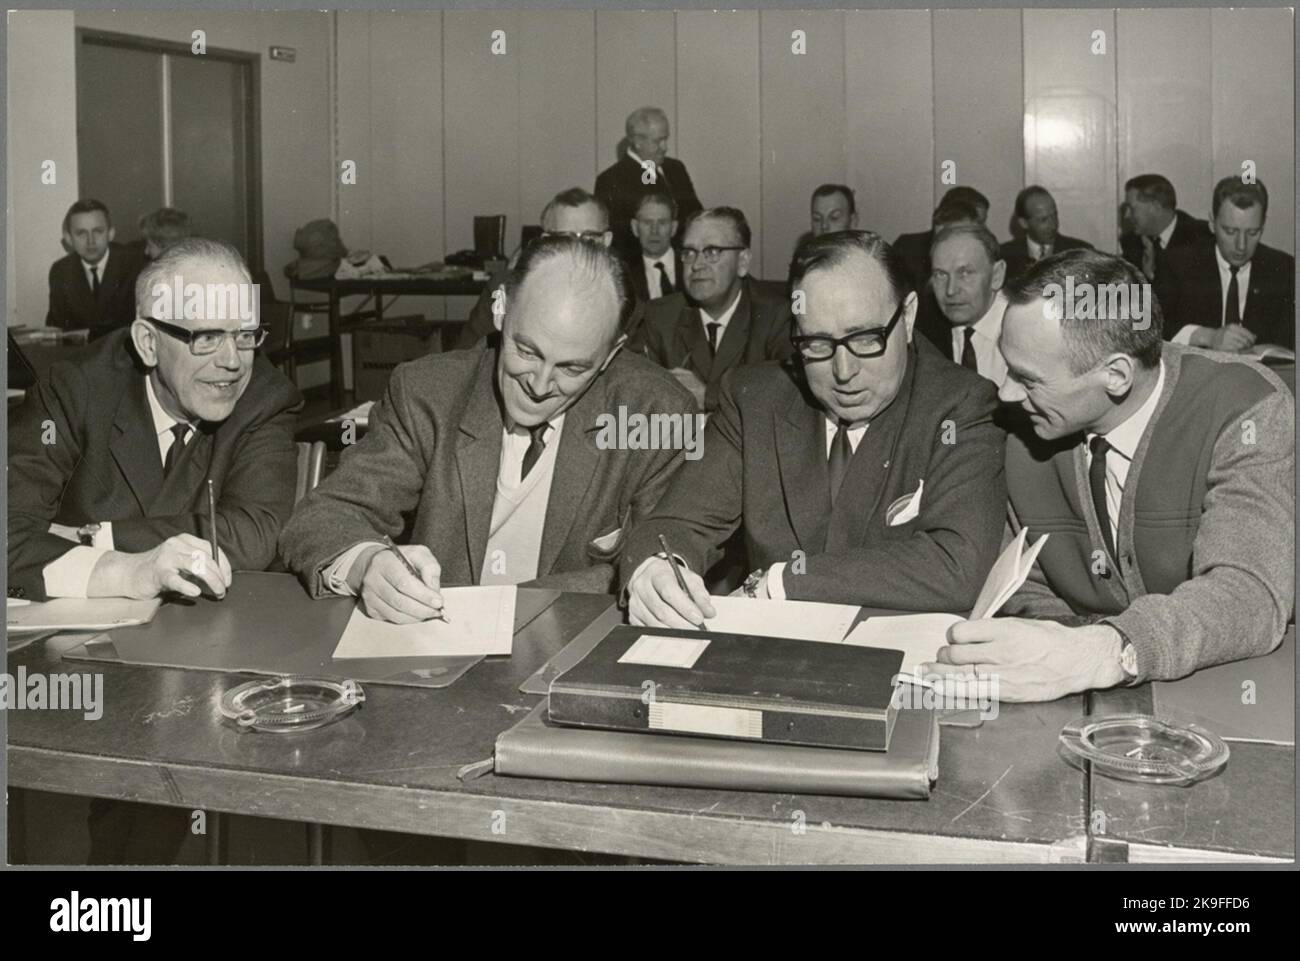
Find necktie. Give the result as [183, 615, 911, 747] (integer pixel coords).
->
[960, 327, 978, 371]
[1224, 266, 1241, 328]
[656, 164, 673, 195]
[163, 423, 191, 475]
[520, 423, 549, 482]
[654, 261, 673, 297]
[828, 421, 852, 506]
[706, 322, 721, 356]
[1088, 435, 1117, 561]
[1040, 244, 1053, 260]
[90, 264, 101, 297]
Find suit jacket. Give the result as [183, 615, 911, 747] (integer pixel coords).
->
[1155, 237, 1295, 349]
[46, 242, 146, 338]
[1120, 209, 1209, 280]
[7, 328, 303, 600]
[629, 277, 794, 412]
[999, 233, 1093, 281]
[279, 345, 698, 597]
[621, 338, 1008, 613]
[628, 249, 685, 304]
[595, 154, 702, 261]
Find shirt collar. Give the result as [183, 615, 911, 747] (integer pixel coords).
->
[643, 251, 672, 268]
[144, 372, 195, 438]
[507, 412, 565, 440]
[626, 148, 654, 169]
[1026, 236, 1052, 259]
[968, 291, 1007, 341]
[700, 285, 743, 326]
[84, 247, 109, 277]
[1157, 214, 1178, 250]
[1213, 244, 1251, 277]
[1089, 361, 1165, 461]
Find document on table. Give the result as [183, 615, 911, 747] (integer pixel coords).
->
[332, 585, 517, 658]
[842, 528, 1049, 680]
[703, 595, 860, 643]
[6, 596, 161, 633]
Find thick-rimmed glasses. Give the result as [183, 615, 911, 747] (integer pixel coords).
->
[680, 245, 746, 264]
[790, 299, 905, 362]
[146, 319, 267, 356]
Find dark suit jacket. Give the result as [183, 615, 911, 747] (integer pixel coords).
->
[46, 243, 146, 338]
[1000, 233, 1093, 281]
[7, 329, 303, 600]
[1120, 209, 1209, 280]
[595, 155, 702, 261]
[279, 345, 698, 597]
[621, 337, 1008, 613]
[1154, 237, 1295, 350]
[629, 277, 794, 412]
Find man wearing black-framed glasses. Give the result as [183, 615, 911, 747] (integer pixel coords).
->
[623, 230, 1006, 623]
[9, 237, 302, 604]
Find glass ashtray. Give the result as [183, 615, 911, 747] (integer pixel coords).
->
[219, 676, 365, 733]
[1059, 713, 1229, 786]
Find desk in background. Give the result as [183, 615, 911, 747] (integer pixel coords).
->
[289, 274, 487, 406]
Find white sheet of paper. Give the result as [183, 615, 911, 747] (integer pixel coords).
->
[842, 613, 963, 678]
[5, 597, 161, 633]
[619, 634, 711, 670]
[967, 528, 1049, 620]
[332, 585, 517, 658]
[702, 595, 860, 643]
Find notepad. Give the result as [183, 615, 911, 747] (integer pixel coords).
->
[332, 586, 517, 659]
[841, 528, 1049, 680]
[702, 595, 860, 643]
[5, 596, 161, 633]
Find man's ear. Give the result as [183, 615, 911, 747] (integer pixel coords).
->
[630, 219, 641, 240]
[130, 319, 160, 368]
[598, 333, 628, 374]
[1016, 216, 1029, 235]
[492, 285, 507, 334]
[670, 218, 679, 237]
[737, 248, 752, 278]
[601, 230, 613, 248]
[901, 290, 918, 342]
[107, 226, 116, 244]
[849, 212, 859, 229]
[991, 258, 1007, 291]
[1101, 353, 1138, 399]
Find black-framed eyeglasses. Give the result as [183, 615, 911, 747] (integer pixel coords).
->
[146, 318, 267, 356]
[790, 299, 906, 362]
[680, 245, 746, 264]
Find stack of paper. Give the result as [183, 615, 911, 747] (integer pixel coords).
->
[696, 595, 860, 643]
[332, 585, 517, 659]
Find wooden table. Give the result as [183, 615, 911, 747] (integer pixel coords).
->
[7, 579, 1092, 864]
[289, 275, 486, 406]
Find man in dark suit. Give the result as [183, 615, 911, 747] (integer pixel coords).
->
[1120, 173, 1208, 282]
[893, 186, 990, 293]
[280, 236, 696, 613]
[595, 107, 702, 262]
[1156, 177, 1295, 351]
[623, 230, 1006, 624]
[627, 190, 683, 303]
[454, 188, 615, 350]
[9, 237, 302, 601]
[46, 198, 146, 338]
[1000, 185, 1092, 281]
[630, 207, 793, 412]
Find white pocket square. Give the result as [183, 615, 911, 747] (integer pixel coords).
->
[590, 527, 623, 552]
[886, 480, 924, 527]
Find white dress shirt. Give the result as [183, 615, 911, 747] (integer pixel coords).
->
[82, 248, 109, 292]
[1171, 247, 1253, 345]
[1026, 237, 1053, 261]
[643, 253, 677, 298]
[949, 292, 1008, 386]
[1156, 216, 1178, 251]
[1084, 362, 1166, 548]
[41, 374, 196, 598]
[699, 286, 743, 349]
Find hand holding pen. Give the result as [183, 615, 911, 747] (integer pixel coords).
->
[355, 536, 449, 625]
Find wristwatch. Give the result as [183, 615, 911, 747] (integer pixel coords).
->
[741, 568, 765, 599]
[1105, 621, 1138, 679]
[77, 522, 102, 547]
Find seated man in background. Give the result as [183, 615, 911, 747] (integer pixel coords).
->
[630, 206, 792, 412]
[925, 249, 1294, 701]
[810, 183, 859, 237]
[281, 236, 697, 613]
[623, 230, 1006, 625]
[9, 237, 303, 601]
[893, 185, 990, 293]
[139, 206, 194, 260]
[924, 222, 1009, 386]
[628, 190, 682, 303]
[1157, 176, 1295, 352]
[454, 187, 614, 349]
[1000, 185, 1092, 281]
[46, 198, 146, 338]
[1120, 173, 1208, 282]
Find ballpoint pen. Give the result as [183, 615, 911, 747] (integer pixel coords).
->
[206, 479, 222, 596]
[382, 535, 450, 623]
[658, 533, 705, 630]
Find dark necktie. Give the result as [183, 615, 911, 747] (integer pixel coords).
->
[520, 423, 549, 482]
[90, 264, 101, 297]
[164, 423, 191, 476]
[1088, 435, 1117, 561]
[1224, 266, 1241, 328]
[828, 421, 853, 506]
[706, 322, 721, 356]
[656, 163, 673, 195]
[960, 327, 978, 371]
[654, 261, 673, 297]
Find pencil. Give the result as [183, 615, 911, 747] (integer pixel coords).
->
[206, 479, 220, 570]
[382, 535, 450, 623]
[657, 534, 704, 629]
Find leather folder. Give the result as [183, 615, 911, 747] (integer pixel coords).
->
[490, 701, 939, 799]
[548, 625, 903, 751]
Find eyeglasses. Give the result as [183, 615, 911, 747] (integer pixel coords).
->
[147, 319, 267, 356]
[680, 245, 746, 264]
[790, 299, 906, 362]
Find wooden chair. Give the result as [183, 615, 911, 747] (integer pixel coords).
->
[263, 300, 335, 391]
[294, 440, 327, 503]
